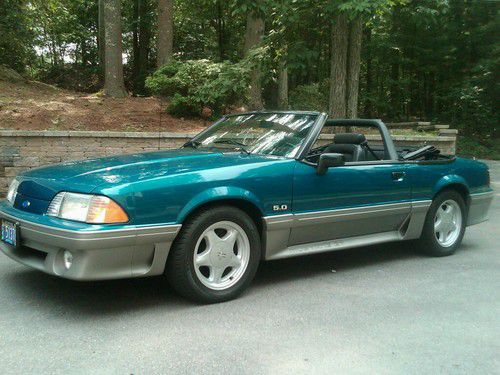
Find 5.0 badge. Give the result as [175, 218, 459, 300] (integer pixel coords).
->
[272, 204, 288, 211]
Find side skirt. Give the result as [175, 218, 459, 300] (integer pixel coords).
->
[262, 200, 432, 261]
[266, 231, 402, 260]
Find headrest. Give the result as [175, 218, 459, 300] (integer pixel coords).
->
[334, 133, 366, 145]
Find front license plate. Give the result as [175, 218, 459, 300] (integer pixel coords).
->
[1, 220, 18, 247]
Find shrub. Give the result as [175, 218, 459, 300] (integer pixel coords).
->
[32, 64, 101, 93]
[167, 93, 201, 117]
[146, 59, 251, 117]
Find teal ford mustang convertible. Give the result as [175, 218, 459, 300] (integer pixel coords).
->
[1, 111, 493, 303]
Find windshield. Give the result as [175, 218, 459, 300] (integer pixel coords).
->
[190, 113, 318, 158]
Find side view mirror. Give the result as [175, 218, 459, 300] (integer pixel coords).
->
[317, 153, 345, 175]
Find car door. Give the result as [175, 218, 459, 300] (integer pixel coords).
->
[290, 161, 411, 246]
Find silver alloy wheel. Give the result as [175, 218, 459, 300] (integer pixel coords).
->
[193, 221, 251, 290]
[434, 199, 462, 247]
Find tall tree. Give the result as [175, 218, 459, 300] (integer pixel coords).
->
[103, 0, 127, 97]
[98, 0, 105, 80]
[156, 0, 173, 67]
[0, 0, 33, 72]
[132, 0, 152, 93]
[277, 60, 289, 109]
[244, 8, 265, 110]
[346, 16, 363, 118]
[328, 13, 349, 118]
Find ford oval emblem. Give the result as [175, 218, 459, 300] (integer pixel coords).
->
[22, 200, 31, 208]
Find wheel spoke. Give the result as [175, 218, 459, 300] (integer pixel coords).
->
[195, 250, 212, 267]
[204, 230, 222, 250]
[226, 254, 242, 269]
[449, 221, 457, 231]
[210, 265, 226, 284]
[222, 228, 238, 248]
[443, 207, 453, 222]
[434, 218, 444, 232]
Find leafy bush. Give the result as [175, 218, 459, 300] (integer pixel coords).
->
[436, 79, 498, 139]
[146, 59, 251, 117]
[457, 136, 500, 160]
[289, 80, 329, 112]
[33, 64, 101, 93]
[167, 93, 201, 117]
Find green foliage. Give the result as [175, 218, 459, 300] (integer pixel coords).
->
[34, 65, 101, 93]
[457, 136, 500, 161]
[29, 0, 98, 67]
[0, 0, 497, 156]
[336, 0, 402, 15]
[146, 59, 252, 116]
[289, 81, 329, 112]
[167, 93, 201, 117]
[359, 0, 498, 140]
[439, 81, 497, 139]
[0, 0, 33, 72]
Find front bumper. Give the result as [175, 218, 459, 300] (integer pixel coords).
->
[0, 204, 181, 280]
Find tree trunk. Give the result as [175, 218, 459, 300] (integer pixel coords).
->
[346, 17, 363, 119]
[156, 0, 173, 67]
[80, 37, 88, 67]
[328, 13, 349, 118]
[364, 26, 373, 117]
[216, 0, 225, 60]
[98, 0, 105, 80]
[132, 0, 140, 82]
[244, 10, 264, 110]
[103, 0, 127, 98]
[277, 61, 288, 109]
[137, 0, 151, 93]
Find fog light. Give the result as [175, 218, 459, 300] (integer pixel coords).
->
[63, 251, 73, 270]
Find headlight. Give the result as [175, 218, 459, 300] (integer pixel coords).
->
[47, 192, 129, 224]
[6, 179, 20, 204]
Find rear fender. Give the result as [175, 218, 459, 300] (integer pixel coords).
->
[432, 174, 470, 198]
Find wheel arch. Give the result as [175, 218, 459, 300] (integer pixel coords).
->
[176, 187, 265, 237]
[432, 175, 471, 207]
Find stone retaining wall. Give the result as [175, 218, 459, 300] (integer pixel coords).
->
[0, 130, 457, 196]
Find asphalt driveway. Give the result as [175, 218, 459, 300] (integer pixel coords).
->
[0, 161, 498, 374]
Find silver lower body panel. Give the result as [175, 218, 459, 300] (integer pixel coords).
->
[467, 191, 494, 226]
[263, 200, 432, 260]
[0, 210, 181, 281]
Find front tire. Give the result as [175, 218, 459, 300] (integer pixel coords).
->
[417, 190, 467, 257]
[166, 206, 261, 303]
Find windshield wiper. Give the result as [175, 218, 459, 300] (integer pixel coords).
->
[183, 140, 201, 148]
[213, 139, 251, 154]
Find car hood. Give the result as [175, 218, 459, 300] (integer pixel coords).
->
[19, 149, 277, 195]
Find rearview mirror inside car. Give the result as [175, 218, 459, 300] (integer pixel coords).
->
[317, 153, 345, 175]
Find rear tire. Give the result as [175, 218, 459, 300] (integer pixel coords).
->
[417, 190, 467, 257]
[166, 206, 261, 303]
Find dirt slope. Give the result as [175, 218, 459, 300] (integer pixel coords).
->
[0, 75, 206, 133]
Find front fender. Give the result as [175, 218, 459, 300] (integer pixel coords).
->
[432, 174, 470, 197]
[177, 186, 264, 223]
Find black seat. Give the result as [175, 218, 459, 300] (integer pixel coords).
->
[323, 133, 366, 162]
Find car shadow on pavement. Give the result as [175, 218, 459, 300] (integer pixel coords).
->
[2, 241, 472, 316]
[4, 271, 193, 317]
[253, 241, 420, 288]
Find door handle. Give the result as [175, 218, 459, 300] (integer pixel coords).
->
[392, 171, 406, 181]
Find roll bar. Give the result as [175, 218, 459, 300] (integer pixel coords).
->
[315, 118, 399, 161]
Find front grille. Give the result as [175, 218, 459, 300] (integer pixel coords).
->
[13, 193, 50, 215]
